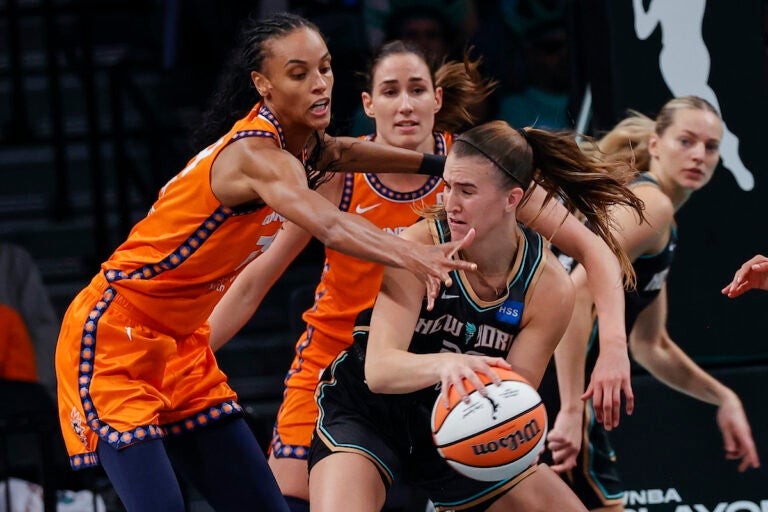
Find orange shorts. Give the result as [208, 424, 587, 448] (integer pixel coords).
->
[56, 276, 240, 470]
[270, 325, 350, 460]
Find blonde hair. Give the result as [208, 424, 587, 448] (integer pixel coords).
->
[589, 95, 721, 173]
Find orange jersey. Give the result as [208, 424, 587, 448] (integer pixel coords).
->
[0, 303, 38, 382]
[271, 132, 452, 456]
[57, 103, 312, 469]
[100, 103, 298, 336]
[301, 132, 451, 351]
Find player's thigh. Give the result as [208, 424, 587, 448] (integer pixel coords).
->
[309, 452, 385, 512]
[488, 464, 588, 512]
[268, 453, 310, 501]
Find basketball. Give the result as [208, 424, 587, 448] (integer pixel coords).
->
[431, 368, 547, 482]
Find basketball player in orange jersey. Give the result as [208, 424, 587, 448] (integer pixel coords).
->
[53, 13, 481, 512]
[209, 42, 642, 512]
[543, 97, 760, 512]
[722, 254, 768, 297]
[307, 121, 640, 512]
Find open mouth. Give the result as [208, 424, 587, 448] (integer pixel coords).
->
[310, 99, 330, 113]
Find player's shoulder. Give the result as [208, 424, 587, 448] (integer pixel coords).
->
[399, 217, 433, 244]
[635, 185, 674, 225]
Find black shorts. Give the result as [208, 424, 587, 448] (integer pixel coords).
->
[309, 351, 536, 512]
[538, 360, 624, 509]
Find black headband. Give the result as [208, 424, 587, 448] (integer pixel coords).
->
[453, 134, 532, 189]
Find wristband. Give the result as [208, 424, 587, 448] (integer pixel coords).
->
[417, 153, 446, 177]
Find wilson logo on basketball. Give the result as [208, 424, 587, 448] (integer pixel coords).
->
[470, 418, 542, 455]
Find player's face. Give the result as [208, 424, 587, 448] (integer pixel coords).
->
[362, 52, 442, 152]
[442, 153, 513, 241]
[649, 108, 722, 192]
[254, 27, 333, 133]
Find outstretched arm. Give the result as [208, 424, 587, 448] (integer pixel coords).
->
[633, 0, 660, 40]
[721, 254, 768, 298]
[630, 284, 760, 472]
[208, 221, 313, 351]
[317, 135, 444, 175]
[212, 138, 476, 309]
[519, 186, 633, 428]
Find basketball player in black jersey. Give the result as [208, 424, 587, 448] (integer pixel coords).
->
[542, 96, 760, 512]
[306, 120, 645, 512]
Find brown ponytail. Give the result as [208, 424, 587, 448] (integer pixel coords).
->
[451, 121, 645, 287]
[365, 42, 497, 134]
[433, 52, 498, 133]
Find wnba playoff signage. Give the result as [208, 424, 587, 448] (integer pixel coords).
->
[609, 371, 767, 511]
[623, 488, 767, 512]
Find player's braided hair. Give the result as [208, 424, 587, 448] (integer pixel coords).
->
[191, 12, 322, 150]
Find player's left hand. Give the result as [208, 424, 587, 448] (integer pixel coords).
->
[582, 343, 633, 430]
[717, 394, 761, 472]
[547, 408, 583, 473]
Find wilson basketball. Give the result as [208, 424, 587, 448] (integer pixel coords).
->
[431, 368, 547, 481]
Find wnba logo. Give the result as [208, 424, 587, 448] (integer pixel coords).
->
[470, 418, 542, 455]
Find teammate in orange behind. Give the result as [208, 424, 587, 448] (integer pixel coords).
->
[209, 41, 642, 512]
[0, 303, 38, 383]
[53, 13, 478, 512]
[722, 254, 768, 297]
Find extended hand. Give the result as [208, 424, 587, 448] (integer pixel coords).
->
[546, 408, 583, 473]
[437, 353, 512, 409]
[722, 254, 768, 298]
[582, 344, 633, 430]
[412, 228, 477, 311]
[717, 394, 761, 472]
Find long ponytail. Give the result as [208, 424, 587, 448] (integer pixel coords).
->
[451, 121, 644, 287]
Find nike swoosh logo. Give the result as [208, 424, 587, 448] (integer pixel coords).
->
[441, 292, 460, 299]
[355, 203, 382, 214]
[125, 327, 133, 341]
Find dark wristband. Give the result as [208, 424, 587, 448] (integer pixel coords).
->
[417, 153, 446, 176]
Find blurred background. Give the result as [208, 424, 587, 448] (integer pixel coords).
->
[0, 0, 765, 510]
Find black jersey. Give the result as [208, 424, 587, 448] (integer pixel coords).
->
[351, 217, 547, 407]
[312, 217, 549, 508]
[538, 173, 678, 508]
[624, 173, 677, 332]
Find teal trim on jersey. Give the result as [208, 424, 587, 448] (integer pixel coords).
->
[435, 217, 449, 243]
[585, 321, 599, 353]
[315, 352, 395, 483]
[453, 228, 542, 314]
[521, 234, 543, 293]
[631, 172, 658, 188]
[454, 278, 501, 313]
[508, 230, 530, 289]
[586, 400, 625, 500]
[637, 225, 678, 259]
